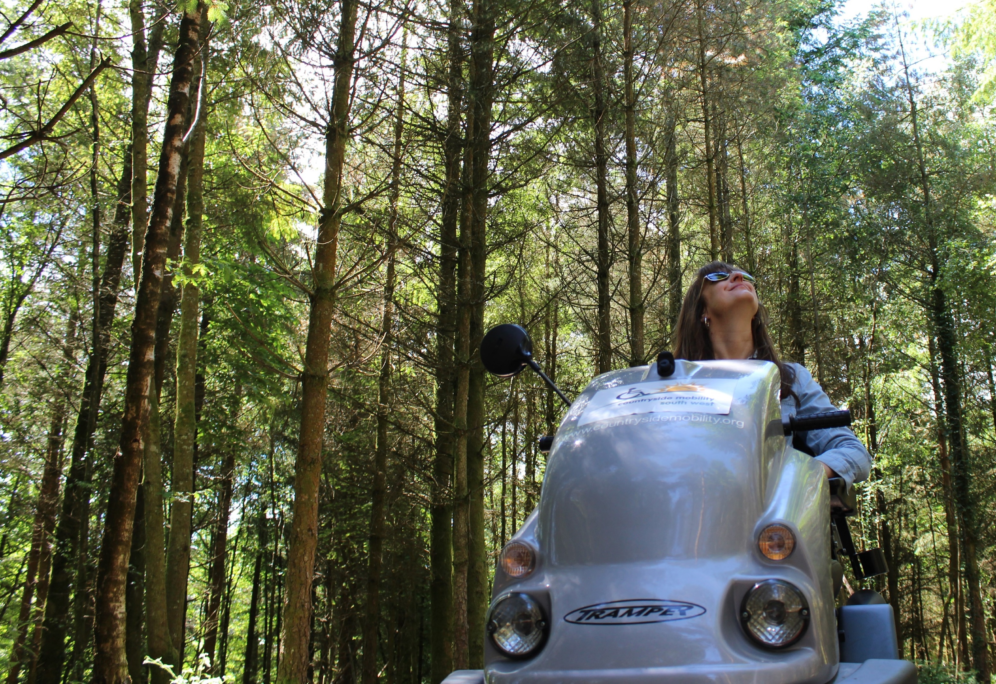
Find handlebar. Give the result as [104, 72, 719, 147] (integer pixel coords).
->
[782, 410, 851, 435]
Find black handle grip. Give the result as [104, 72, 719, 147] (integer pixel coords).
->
[783, 410, 851, 435]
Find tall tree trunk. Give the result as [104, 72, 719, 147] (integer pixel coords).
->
[696, 0, 718, 260]
[362, 47, 404, 684]
[165, 29, 210, 671]
[278, 1, 358, 679]
[623, 0, 642, 367]
[242, 528, 264, 684]
[664, 114, 681, 337]
[144, 387, 175, 684]
[7, 314, 77, 684]
[129, 0, 165, 284]
[928, 335, 966, 666]
[932, 290, 987, 677]
[430, 0, 462, 679]
[125, 483, 147, 684]
[91, 7, 204, 681]
[203, 447, 236, 670]
[592, 0, 611, 375]
[451, 114, 474, 672]
[784, 235, 805, 364]
[204, 381, 239, 674]
[466, 0, 494, 665]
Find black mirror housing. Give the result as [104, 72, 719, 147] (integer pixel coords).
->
[480, 324, 533, 377]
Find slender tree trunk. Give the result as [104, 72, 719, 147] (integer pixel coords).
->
[803, 210, 824, 384]
[123, 7, 162, 676]
[985, 346, 996, 439]
[362, 49, 404, 684]
[784, 235, 805, 364]
[932, 289, 987, 677]
[451, 126, 474, 673]
[203, 447, 236, 671]
[623, 0, 642, 367]
[664, 114, 681, 337]
[242, 524, 264, 684]
[278, 1, 358, 679]
[734, 136, 755, 274]
[129, 0, 165, 284]
[203, 382, 238, 673]
[91, 7, 204, 681]
[928, 336, 966, 666]
[165, 30, 210, 671]
[143, 386, 175, 684]
[129, 1, 165, 284]
[696, 0, 718, 260]
[466, 0, 494, 663]
[429, 1, 462, 679]
[592, 0, 611, 375]
[125, 483, 147, 684]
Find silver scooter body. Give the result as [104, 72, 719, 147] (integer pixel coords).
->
[450, 359, 915, 684]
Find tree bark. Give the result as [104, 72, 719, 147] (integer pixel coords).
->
[927, 335, 966, 666]
[362, 46, 404, 684]
[591, 0, 611, 375]
[277, 0, 358, 679]
[623, 0, 642, 367]
[664, 114, 681, 337]
[203, 447, 236, 671]
[143, 386, 175, 684]
[242, 528, 264, 684]
[165, 29, 209, 670]
[451, 107, 474, 671]
[129, 0, 166, 285]
[466, 0, 494, 665]
[430, 2, 462, 677]
[91, 7, 204, 681]
[696, 0, 718, 260]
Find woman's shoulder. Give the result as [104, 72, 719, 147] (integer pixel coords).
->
[783, 362, 815, 386]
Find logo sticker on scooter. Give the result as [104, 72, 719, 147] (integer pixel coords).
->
[578, 379, 738, 426]
[564, 599, 706, 625]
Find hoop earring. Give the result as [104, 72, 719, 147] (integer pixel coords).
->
[702, 316, 710, 328]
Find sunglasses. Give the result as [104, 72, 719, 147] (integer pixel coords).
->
[703, 271, 756, 284]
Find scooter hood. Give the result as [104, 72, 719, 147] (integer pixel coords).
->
[486, 359, 839, 684]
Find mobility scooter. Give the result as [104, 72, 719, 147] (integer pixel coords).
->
[443, 324, 917, 684]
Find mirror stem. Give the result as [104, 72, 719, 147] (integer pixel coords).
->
[526, 359, 572, 408]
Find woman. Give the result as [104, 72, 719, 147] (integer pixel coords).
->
[673, 261, 871, 487]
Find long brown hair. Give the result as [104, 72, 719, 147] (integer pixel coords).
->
[672, 261, 797, 401]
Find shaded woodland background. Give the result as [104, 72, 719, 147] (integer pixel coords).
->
[0, 0, 995, 681]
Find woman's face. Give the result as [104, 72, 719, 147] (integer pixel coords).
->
[700, 271, 759, 320]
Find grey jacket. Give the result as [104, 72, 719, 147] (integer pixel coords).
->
[780, 363, 872, 487]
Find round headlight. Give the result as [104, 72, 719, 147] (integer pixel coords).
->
[486, 593, 547, 658]
[499, 541, 536, 578]
[740, 579, 809, 648]
[758, 524, 795, 561]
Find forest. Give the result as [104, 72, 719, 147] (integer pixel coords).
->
[0, 0, 994, 680]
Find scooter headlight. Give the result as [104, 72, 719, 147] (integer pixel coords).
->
[740, 580, 809, 648]
[486, 593, 547, 658]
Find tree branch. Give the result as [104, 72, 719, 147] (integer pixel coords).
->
[0, 55, 110, 161]
[0, 21, 71, 60]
